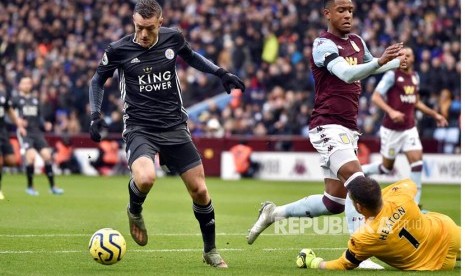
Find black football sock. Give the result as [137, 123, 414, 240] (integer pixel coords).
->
[44, 163, 55, 188]
[193, 200, 216, 253]
[26, 164, 34, 188]
[128, 179, 147, 214]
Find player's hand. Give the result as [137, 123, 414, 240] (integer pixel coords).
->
[388, 110, 405, 123]
[89, 112, 108, 142]
[215, 68, 246, 94]
[296, 249, 324, 269]
[378, 42, 403, 66]
[397, 50, 408, 69]
[434, 113, 448, 127]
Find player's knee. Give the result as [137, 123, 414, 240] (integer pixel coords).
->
[134, 171, 156, 189]
[322, 193, 345, 214]
[189, 184, 208, 201]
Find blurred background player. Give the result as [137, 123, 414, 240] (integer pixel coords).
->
[248, 0, 406, 269]
[362, 47, 448, 206]
[299, 177, 461, 270]
[0, 88, 25, 199]
[14, 77, 64, 196]
[88, 0, 244, 268]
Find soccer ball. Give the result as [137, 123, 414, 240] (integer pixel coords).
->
[88, 228, 127, 265]
[296, 248, 316, 268]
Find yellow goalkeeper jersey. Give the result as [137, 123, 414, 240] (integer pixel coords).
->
[326, 178, 459, 270]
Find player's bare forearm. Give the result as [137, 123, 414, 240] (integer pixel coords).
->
[416, 101, 448, 126]
[415, 101, 437, 117]
[372, 91, 395, 114]
[373, 91, 405, 123]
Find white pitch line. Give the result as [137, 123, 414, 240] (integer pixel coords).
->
[0, 247, 345, 254]
[0, 233, 345, 238]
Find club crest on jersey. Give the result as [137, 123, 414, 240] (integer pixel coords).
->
[165, 49, 175, 60]
[101, 52, 108, 65]
[339, 133, 350, 144]
[411, 75, 418, 85]
[350, 40, 360, 52]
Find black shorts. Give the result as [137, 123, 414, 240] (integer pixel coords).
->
[19, 132, 49, 152]
[124, 124, 202, 174]
[0, 130, 14, 156]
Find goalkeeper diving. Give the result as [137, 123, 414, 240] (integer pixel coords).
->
[297, 178, 460, 270]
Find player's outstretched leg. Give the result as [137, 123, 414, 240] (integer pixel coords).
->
[247, 201, 276, 244]
[127, 205, 148, 246]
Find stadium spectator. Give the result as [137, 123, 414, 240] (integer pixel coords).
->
[362, 47, 448, 205]
[90, 139, 120, 176]
[54, 136, 81, 175]
[14, 77, 64, 196]
[247, 0, 406, 270]
[299, 178, 461, 270]
[88, 0, 244, 268]
[433, 88, 461, 154]
[230, 141, 260, 178]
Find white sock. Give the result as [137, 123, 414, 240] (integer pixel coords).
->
[273, 195, 332, 218]
[344, 172, 366, 234]
[361, 163, 380, 176]
[410, 161, 423, 204]
[345, 194, 365, 234]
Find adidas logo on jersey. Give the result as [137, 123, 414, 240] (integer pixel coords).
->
[130, 57, 140, 63]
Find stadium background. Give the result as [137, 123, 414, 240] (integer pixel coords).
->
[0, 0, 461, 176]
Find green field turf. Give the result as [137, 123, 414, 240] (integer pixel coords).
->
[0, 174, 460, 275]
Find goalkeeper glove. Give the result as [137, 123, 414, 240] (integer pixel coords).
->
[296, 248, 324, 269]
[215, 68, 245, 94]
[89, 112, 108, 142]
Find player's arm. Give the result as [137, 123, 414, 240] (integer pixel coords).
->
[177, 33, 245, 93]
[316, 39, 403, 83]
[88, 45, 118, 142]
[416, 101, 448, 127]
[360, 37, 402, 75]
[89, 45, 118, 117]
[301, 248, 364, 270]
[372, 71, 405, 123]
[7, 106, 26, 136]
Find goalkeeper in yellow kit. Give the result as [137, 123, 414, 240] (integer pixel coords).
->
[299, 177, 460, 270]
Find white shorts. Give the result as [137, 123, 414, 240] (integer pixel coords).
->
[379, 126, 423, 160]
[309, 124, 360, 179]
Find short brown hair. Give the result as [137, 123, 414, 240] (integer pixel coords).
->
[134, 0, 162, 19]
[348, 176, 382, 210]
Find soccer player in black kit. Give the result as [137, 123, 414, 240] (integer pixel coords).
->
[15, 77, 64, 196]
[0, 88, 25, 200]
[89, 0, 244, 268]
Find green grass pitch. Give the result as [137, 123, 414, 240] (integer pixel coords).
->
[0, 174, 460, 275]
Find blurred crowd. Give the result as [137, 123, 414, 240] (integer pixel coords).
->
[0, 0, 460, 153]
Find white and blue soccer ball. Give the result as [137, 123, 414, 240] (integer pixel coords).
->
[89, 228, 126, 265]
